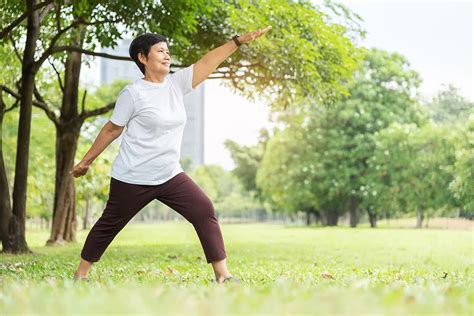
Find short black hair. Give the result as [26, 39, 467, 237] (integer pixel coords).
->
[129, 33, 168, 75]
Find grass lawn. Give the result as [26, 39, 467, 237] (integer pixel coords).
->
[0, 221, 472, 315]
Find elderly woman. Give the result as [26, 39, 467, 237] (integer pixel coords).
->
[70, 26, 272, 284]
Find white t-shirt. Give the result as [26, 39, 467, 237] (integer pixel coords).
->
[109, 63, 196, 185]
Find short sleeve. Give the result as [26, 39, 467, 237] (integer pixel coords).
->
[110, 88, 135, 126]
[169, 63, 195, 97]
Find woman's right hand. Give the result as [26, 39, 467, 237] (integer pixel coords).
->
[237, 25, 272, 45]
[69, 160, 90, 178]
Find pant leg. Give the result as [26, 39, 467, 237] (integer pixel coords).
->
[154, 172, 227, 263]
[80, 177, 157, 262]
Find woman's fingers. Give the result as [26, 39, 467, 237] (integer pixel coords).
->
[258, 25, 272, 36]
[250, 25, 272, 41]
[240, 25, 272, 43]
[69, 164, 88, 178]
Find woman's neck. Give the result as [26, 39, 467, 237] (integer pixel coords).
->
[143, 71, 166, 83]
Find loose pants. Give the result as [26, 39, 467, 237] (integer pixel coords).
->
[80, 172, 227, 264]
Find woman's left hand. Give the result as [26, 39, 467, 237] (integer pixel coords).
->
[237, 25, 272, 45]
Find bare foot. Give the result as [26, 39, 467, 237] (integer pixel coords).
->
[216, 275, 241, 284]
[73, 270, 89, 280]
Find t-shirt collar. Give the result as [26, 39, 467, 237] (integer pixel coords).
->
[136, 76, 168, 88]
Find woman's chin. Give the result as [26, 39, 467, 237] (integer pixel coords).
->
[154, 67, 170, 75]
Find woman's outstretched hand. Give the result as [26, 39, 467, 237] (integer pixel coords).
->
[237, 25, 272, 45]
[69, 160, 90, 178]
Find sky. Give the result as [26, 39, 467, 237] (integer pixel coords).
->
[203, 0, 473, 170]
[337, 0, 473, 101]
[81, 0, 473, 171]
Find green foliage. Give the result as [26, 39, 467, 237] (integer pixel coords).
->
[0, 41, 21, 87]
[1, 75, 132, 221]
[2, 106, 56, 220]
[257, 48, 426, 221]
[366, 123, 457, 220]
[223, 128, 270, 202]
[220, 0, 366, 109]
[256, 124, 315, 215]
[190, 164, 262, 217]
[179, 156, 194, 173]
[74, 118, 115, 223]
[2, 0, 471, 229]
[449, 115, 474, 213]
[0, 223, 472, 314]
[426, 84, 474, 124]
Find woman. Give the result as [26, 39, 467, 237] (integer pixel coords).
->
[70, 26, 272, 284]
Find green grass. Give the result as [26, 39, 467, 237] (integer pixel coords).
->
[0, 222, 473, 315]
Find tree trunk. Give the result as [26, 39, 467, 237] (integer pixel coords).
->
[46, 22, 86, 246]
[416, 209, 423, 228]
[368, 211, 377, 228]
[349, 195, 359, 228]
[321, 210, 338, 226]
[8, 0, 42, 254]
[326, 211, 338, 226]
[46, 117, 81, 245]
[0, 90, 14, 250]
[313, 209, 321, 224]
[305, 211, 311, 226]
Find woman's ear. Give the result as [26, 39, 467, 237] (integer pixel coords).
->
[138, 52, 147, 66]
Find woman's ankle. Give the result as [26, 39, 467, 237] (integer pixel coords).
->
[73, 270, 89, 278]
[215, 273, 232, 283]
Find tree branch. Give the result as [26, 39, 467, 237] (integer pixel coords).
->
[34, 17, 84, 70]
[55, 0, 61, 32]
[81, 90, 87, 114]
[4, 99, 20, 114]
[32, 85, 59, 125]
[47, 47, 259, 76]
[8, 34, 22, 63]
[0, 0, 53, 40]
[81, 102, 115, 119]
[0, 84, 59, 125]
[38, 1, 55, 23]
[34, 17, 122, 71]
[50, 45, 132, 61]
[33, 84, 46, 103]
[48, 56, 64, 92]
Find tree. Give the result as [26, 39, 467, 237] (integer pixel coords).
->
[221, 0, 365, 110]
[426, 84, 473, 124]
[311, 48, 427, 227]
[256, 124, 320, 223]
[449, 114, 474, 216]
[0, 0, 46, 253]
[190, 164, 262, 219]
[1, 0, 366, 248]
[1, 0, 213, 247]
[367, 123, 457, 228]
[224, 128, 270, 203]
[257, 48, 426, 227]
[0, 38, 22, 247]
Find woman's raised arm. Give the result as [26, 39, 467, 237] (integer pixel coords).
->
[192, 25, 272, 89]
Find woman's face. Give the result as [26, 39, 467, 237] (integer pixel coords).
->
[138, 42, 171, 75]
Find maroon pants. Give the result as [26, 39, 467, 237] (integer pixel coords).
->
[80, 172, 227, 264]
